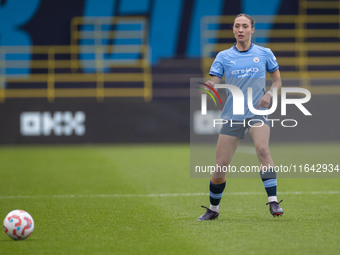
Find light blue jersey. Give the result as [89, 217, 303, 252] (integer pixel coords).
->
[209, 43, 279, 120]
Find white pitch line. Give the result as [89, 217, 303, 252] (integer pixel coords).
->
[0, 191, 339, 200]
[236, 145, 256, 155]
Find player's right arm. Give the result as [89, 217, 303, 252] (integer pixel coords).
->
[206, 51, 224, 89]
[206, 76, 221, 88]
[210, 76, 221, 84]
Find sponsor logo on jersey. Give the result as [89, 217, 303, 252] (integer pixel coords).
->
[231, 68, 259, 76]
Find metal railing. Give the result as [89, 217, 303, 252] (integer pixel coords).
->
[0, 17, 152, 102]
[201, 13, 340, 94]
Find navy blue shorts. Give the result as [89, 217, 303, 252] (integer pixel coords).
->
[219, 115, 270, 139]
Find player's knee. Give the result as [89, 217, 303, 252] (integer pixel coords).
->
[255, 145, 270, 159]
[216, 157, 230, 167]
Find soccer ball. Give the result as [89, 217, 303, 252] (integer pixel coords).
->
[3, 210, 34, 240]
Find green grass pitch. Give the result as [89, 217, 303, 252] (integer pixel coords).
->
[0, 143, 340, 255]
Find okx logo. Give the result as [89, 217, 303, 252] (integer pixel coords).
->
[20, 111, 86, 136]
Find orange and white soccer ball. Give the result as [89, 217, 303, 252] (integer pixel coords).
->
[3, 210, 34, 240]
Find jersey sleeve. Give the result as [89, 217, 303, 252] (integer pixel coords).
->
[209, 52, 224, 78]
[266, 49, 279, 73]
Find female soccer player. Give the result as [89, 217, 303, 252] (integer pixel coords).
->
[198, 14, 283, 220]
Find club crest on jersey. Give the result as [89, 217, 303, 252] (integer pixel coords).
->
[253, 57, 260, 63]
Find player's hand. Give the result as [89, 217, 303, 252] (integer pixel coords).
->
[205, 80, 215, 88]
[201, 80, 216, 89]
[257, 93, 272, 109]
[198, 80, 215, 94]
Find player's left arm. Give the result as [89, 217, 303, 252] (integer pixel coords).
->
[257, 69, 282, 109]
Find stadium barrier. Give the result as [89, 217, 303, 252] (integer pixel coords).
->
[0, 100, 189, 144]
[0, 91, 339, 144]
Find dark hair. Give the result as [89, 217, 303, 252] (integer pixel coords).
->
[233, 13, 255, 28]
